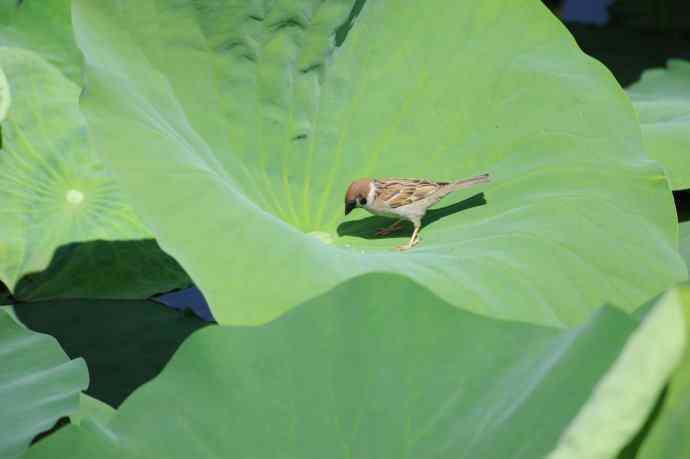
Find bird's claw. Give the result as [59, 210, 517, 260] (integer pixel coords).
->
[396, 238, 420, 251]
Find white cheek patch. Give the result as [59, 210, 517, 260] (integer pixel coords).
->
[366, 182, 376, 207]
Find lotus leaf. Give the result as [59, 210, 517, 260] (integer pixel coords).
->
[0, 0, 81, 84]
[0, 47, 190, 300]
[0, 308, 88, 459]
[628, 60, 690, 190]
[680, 221, 690, 268]
[22, 275, 686, 459]
[72, 0, 686, 326]
[70, 394, 115, 427]
[637, 284, 690, 459]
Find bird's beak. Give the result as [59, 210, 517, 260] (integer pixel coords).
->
[345, 201, 356, 215]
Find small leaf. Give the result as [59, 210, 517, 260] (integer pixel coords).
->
[628, 60, 690, 190]
[0, 308, 88, 459]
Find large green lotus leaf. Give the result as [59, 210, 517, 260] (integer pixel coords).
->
[638, 284, 690, 459]
[22, 275, 686, 459]
[628, 60, 690, 190]
[0, 308, 89, 459]
[72, 0, 686, 326]
[0, 47, 190, 300]
[0, 0, 82, 84]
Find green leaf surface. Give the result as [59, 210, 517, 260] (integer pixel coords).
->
[0, 47, 190, 300]
[0, 61, 9, 121]
[637, 285, 690, 459]
[628, 60, 690, 190]
[74, 0, 687, 325]
[0, 0, 82, 84]
[72, 0, 685, 326]
[0, 304, 18, 322]
[70, 394, 115, 427]
[23, 275, 685, 459]
[680, 221, 690, 268]
[11, 239, 192, 301]
[0, 308, 89, 459]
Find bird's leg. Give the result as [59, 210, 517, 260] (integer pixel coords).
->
[375, 219, 403, 236]
[397, 222, 421, 251]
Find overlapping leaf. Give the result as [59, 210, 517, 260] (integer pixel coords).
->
[14, 297, 208, 406]
[680, 221, 690, 268]
[0, 308, 88, 459]
[70, 394, 115, 427]
[23, 275, 686, 459]
[637, 285, 690, 459]
[0, 0, 82, 83]
[72, 0, 686, 326]
[0, 47, 190, 300]
[628, 60, 690, 190]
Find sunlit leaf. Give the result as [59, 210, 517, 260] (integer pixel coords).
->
[637, 284, 690, 459]
[72, 0, 685, 326]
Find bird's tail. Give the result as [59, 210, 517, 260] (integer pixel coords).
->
[444, 173, 490, 193]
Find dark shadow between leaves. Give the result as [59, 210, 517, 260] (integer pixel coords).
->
[337, 192, 486, 240]
[675, 190, 690, 222]
[15, 298, 209, 408]
[12, 239, 191, 302]
[0, 279, 13, 305]
[334, 0, 367, 46]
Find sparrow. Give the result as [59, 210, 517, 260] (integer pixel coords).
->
[344, 173, 490, 250]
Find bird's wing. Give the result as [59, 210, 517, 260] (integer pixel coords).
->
[374, 178, 448, 209]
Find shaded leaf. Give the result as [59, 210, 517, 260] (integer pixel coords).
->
[0, 47, 189, 300]
[23, 275, 685, 459]
[628, 59, 690, 190]
[13, 240, 191, 301]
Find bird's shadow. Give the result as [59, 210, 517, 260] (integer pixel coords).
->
[337, 192, 487, 240]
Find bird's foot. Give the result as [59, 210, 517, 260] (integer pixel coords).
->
[396, 237, 419, 251]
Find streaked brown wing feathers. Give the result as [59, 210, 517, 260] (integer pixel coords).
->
[375, 178, 445, 208]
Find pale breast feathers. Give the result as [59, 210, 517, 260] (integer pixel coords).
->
[374, 178, 448, 209]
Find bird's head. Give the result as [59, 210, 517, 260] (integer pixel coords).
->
[344, 179, 373, 215]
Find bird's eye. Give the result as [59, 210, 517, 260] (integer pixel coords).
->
[359, 197, 367, 205]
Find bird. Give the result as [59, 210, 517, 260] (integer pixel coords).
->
[344, 174, 490, 250]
